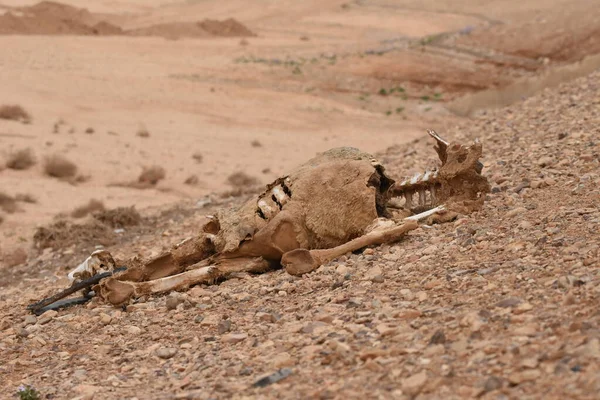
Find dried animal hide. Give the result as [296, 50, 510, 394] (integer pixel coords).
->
[31, 130, 490, 310]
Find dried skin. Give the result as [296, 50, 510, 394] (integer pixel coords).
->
[88, 134, 489, 306]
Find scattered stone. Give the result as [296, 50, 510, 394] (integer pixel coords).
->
[222, 332, 248, 344]
[508, 369, 541, 385]
[253, 368, 293, 388]
[365, 266, 383, 282]
[429, 329, 446, 345]
[218, 319, 232, 334]
[401, 371, 428, 397]
[38, 310, 57, 325]
[23, 315, 37, 326]
[482, 376, 503, 392]
[166, 296, 183, 310]
[156, 347, 177, 359]
[125, 325, 142, 335]
[506, 207, 527, 218]
[272, 352, 295, 368]
[99, 313, 112, 325]
[494, 297, 523, 308]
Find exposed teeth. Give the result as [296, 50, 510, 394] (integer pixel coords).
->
[258, 199, 277, 219]
[404, 191, 413, 209]
[418, 189, 426, 205]
[257, 181, 293, 221]
[272, 187, 288, 206]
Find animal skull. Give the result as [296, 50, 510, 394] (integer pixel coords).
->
[56, 130, 489, 308]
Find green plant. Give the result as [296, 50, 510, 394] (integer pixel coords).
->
[16, 385, 40, 400]
[379, 88, 387, 96]
[385, 110, 392, 116]
[395, 107, 404, 114]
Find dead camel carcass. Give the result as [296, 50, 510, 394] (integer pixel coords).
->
[29, 130, 489, 312]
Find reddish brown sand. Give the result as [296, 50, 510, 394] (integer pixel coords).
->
[0, 2, 599, 396]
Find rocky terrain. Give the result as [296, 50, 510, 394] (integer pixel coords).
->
[1, 0, 600, 399]
[1, 68, 598, 399]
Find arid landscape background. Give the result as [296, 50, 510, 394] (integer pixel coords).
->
[1, 1, 599, 399]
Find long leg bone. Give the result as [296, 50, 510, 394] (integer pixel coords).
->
[282, 220, 418, 276]
[97, 257, 270, 306]
[28, 267, 126, 314]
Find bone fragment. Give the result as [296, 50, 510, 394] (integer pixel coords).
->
[405, 205, 446, 221]
[68, 249, 116, 282]
[282, 220, 418, 276]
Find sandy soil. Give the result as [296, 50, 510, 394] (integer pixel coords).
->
[0, 0, 599, 398]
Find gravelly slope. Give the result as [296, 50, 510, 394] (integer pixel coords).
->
[1, 71, 599, 400]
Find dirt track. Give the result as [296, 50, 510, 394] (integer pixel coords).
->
[1, 0, 600, 399]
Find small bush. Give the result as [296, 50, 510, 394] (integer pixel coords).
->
[15, 193, 37, 203]
[0, 105, 31, 123]
[227, 171, 259, 187]
[94, 206, 141, 228]
[138, 166, 165, 185]
[6, 148, 36, 170]
[71, 199, 105, 218]
[44, 154, 78, 179]
[16, 384, 40, 400]
[4, 247, 27, 267]
[0, 192, 18, 213]
[136, 126, 150, 138]
[192, 153, 203, 163]
[184, 174, 200, 185]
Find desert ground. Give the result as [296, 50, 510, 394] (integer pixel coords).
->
[1, 0, 599, 399]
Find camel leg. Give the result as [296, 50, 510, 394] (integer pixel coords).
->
[97, 257, 270, 306]
[282, 220, 418, 276]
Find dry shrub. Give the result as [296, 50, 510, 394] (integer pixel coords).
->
[0, 105, 31, 123]
[227, 171, 259, 187]
[136, 126, 150, 138]
[85, 127, 95, 134]
[184, 174, 200, 185]
[15, 193, 37, 203]
[3, 247, 27, 267]
[44, 154, 78, 179]
[138, 165, 165, 185]
[0, 214, 3, 225]
[33, 219, 115, 250]
[251, 140, 262, 148]
[71, 199, 105, 218]
[94, 206, 141, 228]
[0, 192, 18, 213]
[6, 148, 36, 170]
[192, 153, 203, 163]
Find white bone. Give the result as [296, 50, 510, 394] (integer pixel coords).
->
[258, 199, 276, 219]
[272, 186, 288, 205]
[405, 205, 446, 221]
[136, 266, 216, 294]
[410, 173, 422, 185]
[68, 249, 111, 282]
[423, 170, 432, 182]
